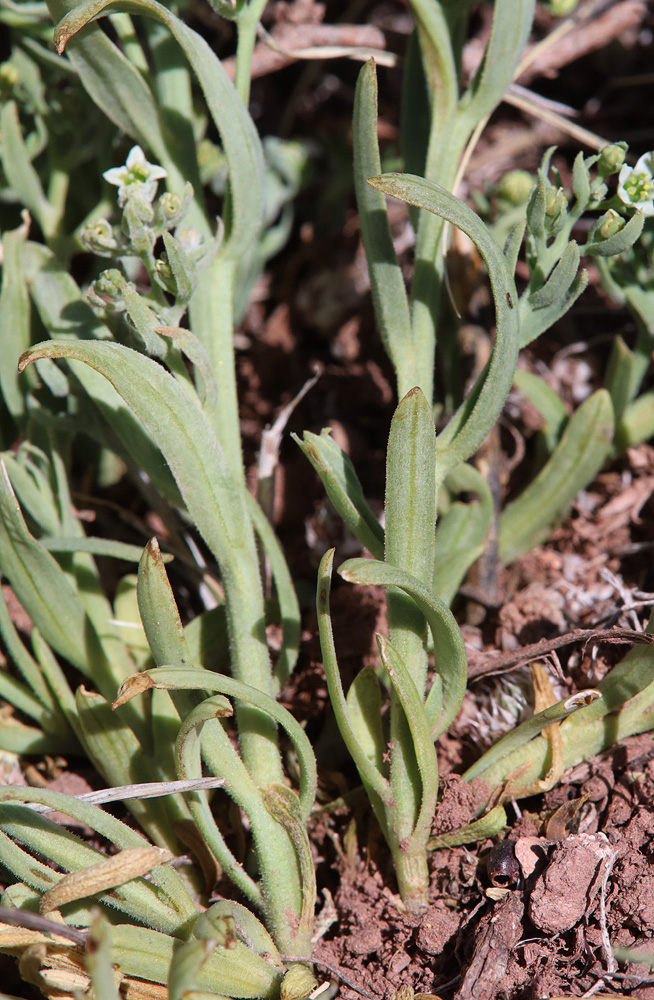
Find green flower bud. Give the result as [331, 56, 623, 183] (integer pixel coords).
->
[546, 188, 567, 219]
[79, 218, 119, 256]
[154, 183, 193, 233]
[598, 209, 625, 240]
[0, 60, 19, 91]
[158, 192, 181, 219]
[206, 0, 245, 18]
[280, 965, 319, 1000]
[598, 143, 627, 177]
[154, 254, 176, 295]
[495, 169, 535, 206]
[87, 269, 127, 314]
[545, 0, 578, 14]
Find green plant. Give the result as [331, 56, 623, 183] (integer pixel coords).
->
[1, 0, 654, 994]
[298, 1, 654, 912]
[0, 0, 317, 995]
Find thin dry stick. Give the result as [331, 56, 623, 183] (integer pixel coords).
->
[23, 776, 226, 814]
[0, 905, 87, 945]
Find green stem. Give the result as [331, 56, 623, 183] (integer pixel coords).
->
[45, 166, 69, 236]
[188, 257, 244, 481]
[389, 845, 430, 910]
[409, 127, 467, 403]
[234, 0, 268, 106]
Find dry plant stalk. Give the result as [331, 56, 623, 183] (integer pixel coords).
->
[40, 846, 173, 914]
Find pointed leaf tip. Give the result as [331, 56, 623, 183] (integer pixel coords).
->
[145, 537, 162, 558]
[17, 350, 33, 373]
[112, 673, 155, 709]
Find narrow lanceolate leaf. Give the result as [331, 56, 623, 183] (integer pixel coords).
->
[499, 389, 614, 564]
[369, 174, 520, 471]
[340, 557, 467, 738]
[376, 634, 438, 844]
[46, 0, 169, 163]
[353, 60, 413, 395]
[345, 666, 385, 773]
[383, 387, 436, 840]
[584, 209, 644, 257]
[427, 805, 507, 849]
[518, 271, 588, 348]
[18, 340, 276, 719]
[385, 387, 436, 590]
[316, 550, 392, 808]
[40, 536, 156, 561]
[138, 538, 189, 671]
[460, 0, 536, 127]
[0, 102, 58, 237]
[85, 914, 120, 1000]
[463, 688, 601, 783]
[109, 923, 282, 998]
[261, 784, 315, 942]
[245, 493, 301, 689]
[40, 846, 173, 914]
[294, 430, 384, 559]
[528, 241, 580, 310]
[54, 0, 265, 258]
[174, 696, 264, 910]
[0, 223, 31, 420]
[0, 459, 92, 674]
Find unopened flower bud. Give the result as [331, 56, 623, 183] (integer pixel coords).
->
[545, 0, 578, 14]
[206, 0, 245, 18]
[0, 60, 19, 90]
[496, 170, 534, 206]
[155, 255, 176, 295]
[546, 188, 567, 220]
[280, 966, 319, 1000]
[598, 143, 627, 177]
[88, 269, 127, 313]
[158, 192, 181, 220]
[79, 218, 119, 255]
[597, 210, 624, 240]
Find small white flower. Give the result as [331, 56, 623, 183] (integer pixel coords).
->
[175, 227, 203, 251]
[617, 152, 654, 216]
[103, 145, 167, 207]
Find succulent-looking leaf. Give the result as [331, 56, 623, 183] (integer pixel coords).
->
[369, 173, 520, 470]
[499, 389, 614, 564]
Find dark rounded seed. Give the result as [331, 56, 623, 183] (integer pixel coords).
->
[487, 840, 521, 888]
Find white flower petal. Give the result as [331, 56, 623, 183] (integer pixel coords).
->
[126, 145, 146, 168]
[103, 166, 126, 186]
[618, 163, 633, 188]
[633, 151, 654, 178]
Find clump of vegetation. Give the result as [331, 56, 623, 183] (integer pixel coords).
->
[0, 0, 653, 996]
